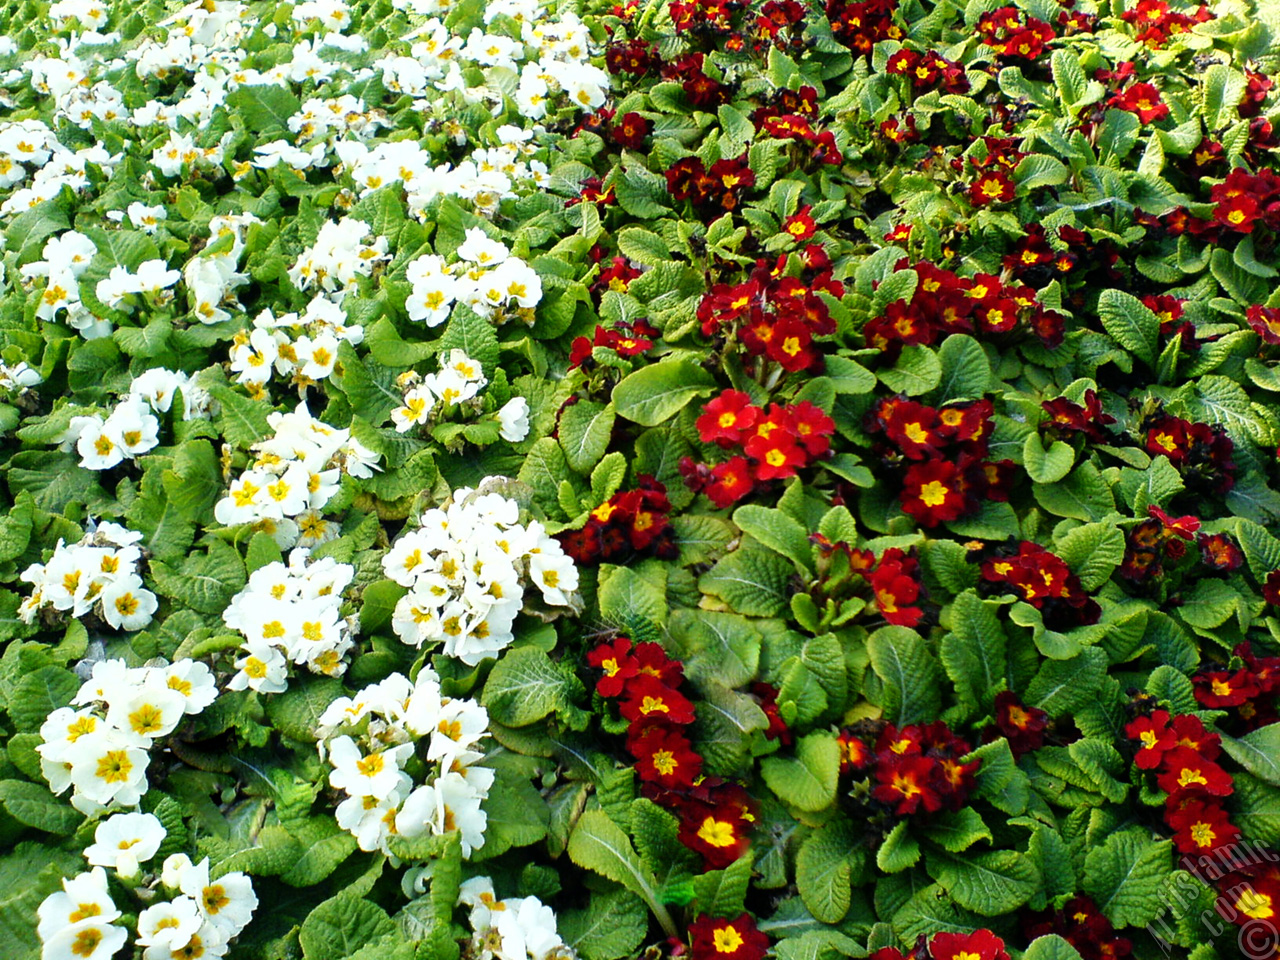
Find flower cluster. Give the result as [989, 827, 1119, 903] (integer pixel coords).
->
[456, 877, 568, 960]
[213, 401, 380, 549]
[979, 540, 1102, 630]
[56, 369, 214, 471]
[587, 636, 756, 869]
[316, 669, 493, 857]
[1040, 390, 1116, 444]
[1142, 412, 1236, 494]
[1121, 0, 1212, 45]
[682, 392, 835, 507]
[391, 350, 484, 433]
[229, 296, 364, 398]
[842, 721, 980, 817]
[19, 521, 158, 631]
[0, 358, 41, 403]
[385, 485, 580, 665]
[1192, 641, 1280, 730]
[20, 231, 105, 338]
[1023, 896, 1133, 960]
[865, 260, 1068, 353]
[976, 6, 1055, 62]
[287, 217, 390, 295]
[1209, 168, 1280, 236]
[871, 928, 1009, 960]
[665, 153, 756, 218]
[989, 691, 1049, 757]
[568, 317, 659, 369]
[405, 228, 542, 327]
[860, 546, 925, 628]
[558, 477, 678, 564]
[825, 0, 902, 55]
[223, 550, 356, 692]
[696, 246, 842, 369]
[37, 811, 257, 960]
[38, 657, 217, 814]
[885, 48, 967, 95]
[865, 396, 1013, 529]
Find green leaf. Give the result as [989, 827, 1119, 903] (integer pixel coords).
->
[796, 818, 860, 923]
[616, 228, 670, 266]
[1220, 725, 1280, 786]
[1051, 49, 1088, 107]
[692, 852, 754, 918]
[1032, 462, 1114, 522]
[1024, 935, 1085, 960]
[1237, 519, 1280, 581]
[1201, 64, 1247, 130]
[482, 647, 578, 727]
[1025, 648, 1107, 718]
[598, 564, 668, 627]
[1014, 155, 1069, 190]
[876, 820, 920, 873]
[208, 384, 272, 448]
[0, 780, 80, 834]
[265, 677, 345, 742]
[878, 344, 941, 396]
[1023, 433, 1075, 484]
[567, 810, 677, 937]
[1054, 523, 1124, 591]
[921, 808, 992, 853]
[867, 625, 941, 725]
[1177, 579, 1239, 630]
[10, 667, 78, 733]
[759, 732, 839, 813]
[935, 335, 991, 401]
[1082, 830, 1174, 928]
[666, 609, 761, 691]
[612, 360, 716, 426]
[939, 590, 1007, 715]
[824, 356, 876, 394]
[560, 890, 649, 960]
[732, 505, 814, 574]
[299, 892, 396, 960]
[698, 537, 795, 617]
[1097, 289, 1159, 368]
[559, 401, 616, 475]
[227, 84, 302, 137]
[930, 849, 1040, 916]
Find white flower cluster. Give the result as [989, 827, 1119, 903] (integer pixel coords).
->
[37, 811, 258, 960]
[183, 213, 256, 325]
[19, 521, 158, 630]
[287, 217, 390, 295]
[213, 401, 380, 548]
[21, 231, 105, 337]
[0, 116, 120, 217]
[229, 295, 363, 398]
[37, 658, 217, 814]
[384, 485, 578, 665]
[458, 877, 571, 960]
[390, 350, 530, 441]
[95, 259, 182, 313]
[0, 359, 42, 399]
[406, 227, 542, 329]
[54, 369, 213, 471]
[316, 668, 492, 857]
[223, 550, 356, 692]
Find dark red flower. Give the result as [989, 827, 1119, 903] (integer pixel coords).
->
[688, 913, 769, 960]
[629, 724, 702, 788]
[1111, 83, 1170, 123]
[929, 929, 1010, 960]
[969, 170, 1015, 205]
[900, 459, 969, 527]
[1156, 747, 1234, 797]
[587, 637, 638, 698]
[619, 675, 696, 728]
[994, 691, 1048, 756]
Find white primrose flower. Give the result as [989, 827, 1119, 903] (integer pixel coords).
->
[497, 396, 530, 442]
[136, 896, 203, 951]
[40, 920, 128, 960]
[226, 638, 289, 694]
[177, 858, 258, 938]
[36, 867, 120, 940]
[327, 735, 413, 800]
[83, 812, 166, 877]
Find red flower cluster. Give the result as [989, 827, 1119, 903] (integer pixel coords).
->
[865, 396, 1014, 529]
[1193, 642, 1280, 730]
[590, 254, 643, 299]
[666, 152, 756, 216]
[754, 0, 808, 44]
[824, 0, 902, 55]
[1143, 294, 1200, 350]
[659, 52, 728, 109]
[1003, 223, 1119, 284]
[842, 545, 924, 627]
[1040, 389, 1116, 443]
[980, 6, 1055, 60]
[990, 691, 1049, 757]
[559, 477, 678, 565]
[1210, 168, 1280, 235]
[1121, 0, 1212, 45]
[963, 136, 1026, 207]
[1023, 896, 1133, 960]
[885, 48, 968, 95]
[1248, 304, 1280, 344]
[568, 318, 658, 368]
[610, 111, 653, 150]
[1109, 82, 1169, 124]
[1240, 71, 1274, 118]
[864, 260, 1069, 353]
[757, 112, 842, 165]
[872, 929, 1008, 960]
[604, 39, 656, 75]
[669, 0, 735, 34]
[696, 248, 842, 369]
[1119, 506, 1210, 583]
[1142, 413, 1236, 494]
[688, 913, 769, 960]
[683, 393, 835, 507]
[1125, 707, 1240, 857]
[838, 722, 981, 817]
[587, 637, 758, 869]
[979, 541, 1102, 630]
